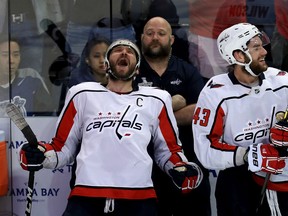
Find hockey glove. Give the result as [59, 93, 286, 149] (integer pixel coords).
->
[270, 120, 288, 147]
[247, 143, 286, 174]
[19, 141, 54, 171]
[169, 162, 203, 194]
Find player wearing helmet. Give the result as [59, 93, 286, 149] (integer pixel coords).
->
[18, 39, 203, 216]
[193, 23, 288, 215]
[217, 23, 270, 77]
[105, 39, 141, 81]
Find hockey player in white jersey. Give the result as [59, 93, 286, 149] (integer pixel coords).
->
[192, 23, 288, 216]
[19, 39, 203, 216]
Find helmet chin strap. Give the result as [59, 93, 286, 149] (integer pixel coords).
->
[244, 64, 258, 77]
[107, 67, 138, 81]
[236, 51, 259, 77]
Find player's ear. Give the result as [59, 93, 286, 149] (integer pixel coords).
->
[233, 50, 245, 64]
[170, 34, 175, 46]
[135, 65, 140, 75]
[135, 69, 139, 75]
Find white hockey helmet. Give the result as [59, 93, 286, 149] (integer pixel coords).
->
[217, 23, 269, 76]
[105, 39, 141, 80]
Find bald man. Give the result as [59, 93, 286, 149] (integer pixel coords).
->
[134, 17, 211, 216]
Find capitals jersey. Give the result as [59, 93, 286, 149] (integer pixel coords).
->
[192, 67, 288, 191]
[44, 82, 187, 199]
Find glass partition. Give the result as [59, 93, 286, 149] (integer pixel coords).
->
[0, 0, 285, 215]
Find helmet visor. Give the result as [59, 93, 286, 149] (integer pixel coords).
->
[248, 31, 270, 46]
[260, 31, 270, 46]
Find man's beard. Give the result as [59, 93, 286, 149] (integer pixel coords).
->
[249, 60, 268, 76]
[108, 65, 135, 81]
[142, 42, 171, 58]
[244, 55, 268, 76]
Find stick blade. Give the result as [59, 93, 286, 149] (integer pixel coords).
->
[6, 103, 28, 130]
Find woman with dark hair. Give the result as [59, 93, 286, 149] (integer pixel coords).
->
[68, 37, 110, 87]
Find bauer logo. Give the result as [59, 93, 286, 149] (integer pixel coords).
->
[251, 145, 259, 166]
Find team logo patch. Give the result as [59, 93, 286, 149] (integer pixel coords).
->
[276, 71, 287, 76]
[0, 96, 27, 117]
[138, 77, 153, 87]
[170, 78, 182, 85]
[234, 117, 270, 144]
[207, 80, 224, 89]
[86, 105, 143, 140]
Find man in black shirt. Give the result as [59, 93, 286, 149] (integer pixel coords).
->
[134, 16, 211, 216]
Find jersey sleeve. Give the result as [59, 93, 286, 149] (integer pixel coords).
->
[43, 85, 84, 169]
[192, 86, 246, 170]
[152, 90, 188, 173]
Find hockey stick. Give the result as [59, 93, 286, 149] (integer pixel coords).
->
[40, 18, 79, 113]
[6, 103, 38, 216]
[256, 108, 288, 214]
[40, 18, 71, 56]
[256, 172, 270, 214]
[39, 18, 79, 69]
[40, 18, 79, 83]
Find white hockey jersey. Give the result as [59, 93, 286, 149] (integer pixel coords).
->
[192, 67, 288, 191]
[44, 82, 187, 199]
